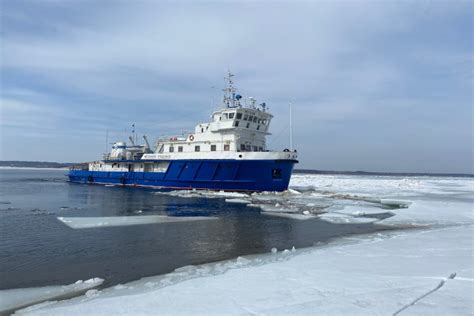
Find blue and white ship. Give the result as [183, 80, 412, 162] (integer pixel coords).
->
[68, 72, 298, 192]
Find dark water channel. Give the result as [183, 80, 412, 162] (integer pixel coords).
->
[0, 169, 394, 290]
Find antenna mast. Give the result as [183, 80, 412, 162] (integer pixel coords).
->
[105, 130, 109, 154]
[223, 70, 236, 108]
[289, 104, 293, 151]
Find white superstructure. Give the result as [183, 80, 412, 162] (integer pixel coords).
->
[98, 71, 297, 168]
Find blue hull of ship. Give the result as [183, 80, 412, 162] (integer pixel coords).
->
[68, 159, 296, 192]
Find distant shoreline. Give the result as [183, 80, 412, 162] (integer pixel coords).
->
[0, 161, 472, 178]
[0, 166, 68, 171]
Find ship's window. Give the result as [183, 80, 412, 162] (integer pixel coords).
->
[236, 113, 242, 119]
[272, 168, 282, 179]
[246, 145, 251, 151]
[224, 144, 230, 151]
[144, 163, 153, 172]
[211, 144, 216, 151]
[229, 113, 235, 119]
[262, 119, 267, 125]
[253, 116, 257, 122]
[253, 146, 258, 152]
[178, 146, 183, 152]
[195, 145, 200, 152]
[234, 120, 239, 127]
[248, 116, 254, 122]
[154, 161, 169, 172]
[201, 128, 204, 133]
[258, 119, 262, 124]
[169, 146, 174, 153]
[240, 144, 246, 151]
[243, 115, 248, 121]
[257, 125, 260, 130]
[246, 122, 250, 128]
[259, 147, 263, 151]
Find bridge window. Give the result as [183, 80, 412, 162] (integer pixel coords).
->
[246, 122, 250, 128]
[211, 144, 216, 151]
[248, 116, 254, 122]
[234, 120, 239, 127]
[253, 146, 258, 151]
[240, 144, 246, 151]
[246, 145, 251, 151]
[178, 146, 183, 152]
[169, 146, 174, 153]
[229, 113, 235, 119]
[154, 161, 169, 172]
[243, 115, 248, 121]
[236, 113, 242, 119]
[195, 145, 200, 152]
[253, 116, 258, 122]
[257, 125, 260, 130]
[224, 144, 230, 151]
[144, 163, 153, 172]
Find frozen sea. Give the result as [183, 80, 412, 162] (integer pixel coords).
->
[0, 169, 472, 315]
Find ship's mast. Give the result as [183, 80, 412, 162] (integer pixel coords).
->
[289, 104, 293, 151]
[223, 70, 237, 108]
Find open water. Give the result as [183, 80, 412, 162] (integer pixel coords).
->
[0, 168, 396, 290]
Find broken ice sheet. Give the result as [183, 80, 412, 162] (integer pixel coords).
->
[57, 215, 217, 229]
[0, 278, 103, 315]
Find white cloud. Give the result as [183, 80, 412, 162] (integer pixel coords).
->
[0, 1, 472, 171]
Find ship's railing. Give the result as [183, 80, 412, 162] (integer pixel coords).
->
[157, 133, 191, 142]
[69, 163, 89, 171]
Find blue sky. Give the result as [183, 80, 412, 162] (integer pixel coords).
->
[0, 0, 472, 173]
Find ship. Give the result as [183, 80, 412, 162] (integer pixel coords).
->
[68, 72, 298, 192]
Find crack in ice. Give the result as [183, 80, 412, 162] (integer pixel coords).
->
[393, 272, 457, 315]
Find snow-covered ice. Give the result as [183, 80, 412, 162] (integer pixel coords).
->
[13, 174, 474, 315]
[224, 198, 251, 204]
[57, 215, 217, 229]
[154, 190, 249, 199]
[0, 278, 103, 315]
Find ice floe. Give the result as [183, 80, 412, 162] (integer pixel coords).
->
[318, 212, 380, 224]
[0, 278, 103, 315]
[57, 215, 217, 229]
[224, 198, 251, 204]
[154, 189, 249, 199]
[261, 211, 317, 220]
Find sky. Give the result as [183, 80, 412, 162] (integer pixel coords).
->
[0, 0, 472, 173]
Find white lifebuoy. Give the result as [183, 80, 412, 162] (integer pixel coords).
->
[189, 134, 194, 141]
